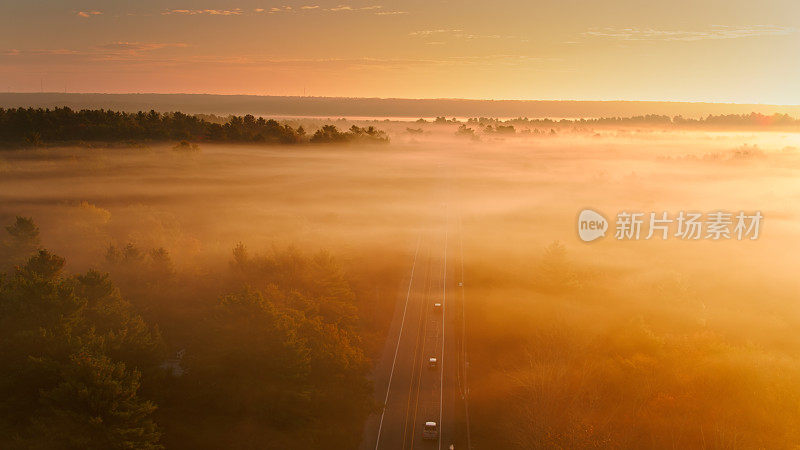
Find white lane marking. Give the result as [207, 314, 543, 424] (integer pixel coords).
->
[375, 234, 421, 450]
[439, 223, 448, 450]
[459, 213, 472, 450]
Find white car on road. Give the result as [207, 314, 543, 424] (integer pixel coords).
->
[423, 421, 439, 440]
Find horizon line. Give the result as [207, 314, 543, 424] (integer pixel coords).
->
[1, 91, 798, 108]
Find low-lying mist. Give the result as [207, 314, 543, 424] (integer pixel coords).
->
[2, 122, 800, 448]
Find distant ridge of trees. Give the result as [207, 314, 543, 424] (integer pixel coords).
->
[461, 112, 800, 128]
[0, 107, 388, 147]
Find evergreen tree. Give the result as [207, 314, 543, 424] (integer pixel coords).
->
[0, 248, 162, 448]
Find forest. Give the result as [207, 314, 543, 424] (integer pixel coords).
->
[0, 108, 388, 147]
[1, 112, 799, 449]
[0, 216, 385, 449]
[459, 112, 800, 128]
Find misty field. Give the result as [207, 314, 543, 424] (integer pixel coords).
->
[2, 123, 800, 448]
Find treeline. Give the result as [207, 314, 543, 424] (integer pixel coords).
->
[439, 112, 800, 128]
[0, 107, 388, 146]
[0, 217, 375, 448]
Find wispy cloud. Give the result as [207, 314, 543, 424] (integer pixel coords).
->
[409, 29, 524, 42]
[264, 6, 294, 13]
[96, 42, 189, 54]
[328, 4, 382, 12]
[194, 5, 390, 15]
[583, 25, 797, 41]
[3, 48, 80, 56]
[2, 49, 550, 71]
[455, 33, 507, 40]
[162, 8, 243, 16]
[77, 11, 103, 18]
[2, 42, 189, 63]
[179, 54, 551, 69]
[409, 29, 463, 37]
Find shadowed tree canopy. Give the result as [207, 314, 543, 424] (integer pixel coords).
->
[0, 216, 41, 270]
[0, 246, 163, 449]
[0, 218, 377, 449]
[0, 107, 388, 146]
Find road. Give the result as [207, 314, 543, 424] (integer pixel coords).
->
[360, 214, 469, 450]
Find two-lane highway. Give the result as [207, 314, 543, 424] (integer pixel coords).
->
[361, 220, 460, 450]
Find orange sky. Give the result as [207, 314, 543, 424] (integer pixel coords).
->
[1, 1, 799, 104]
